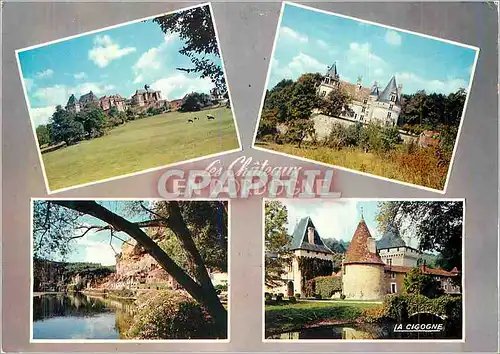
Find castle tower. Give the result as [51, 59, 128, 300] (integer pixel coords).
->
[66, 94, 80, 113]
[342, 215, 385, 300]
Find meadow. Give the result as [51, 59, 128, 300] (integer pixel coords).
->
[42, 107, 239, 191]
[255, 141, 448, 190]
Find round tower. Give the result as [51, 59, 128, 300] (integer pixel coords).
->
[342, 216, 386, 300]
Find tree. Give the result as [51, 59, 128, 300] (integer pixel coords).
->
[75, 106, 108, 138]
[286, 73, 322, 121]
[264, 201, 292, 288]
[256, 108, 279, 140]
[377, 201, 463, 272]
[320, 86, 352, 117]
[179, 92, 213, 112]
[51, 105, 85, 144]
[285, 118, 315, 148]
[36, 124, 53, 147]
[33, 200, 228, 336]
[152, 5, 225, 94]
[402, 267, 445, 298]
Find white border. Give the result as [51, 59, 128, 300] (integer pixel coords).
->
[16, 2, 242, 195]
[30, 197, 232, 344]
[261, 197, 466, 343]
[251, 1, 480, 195]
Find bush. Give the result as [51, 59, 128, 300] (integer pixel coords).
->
[294, 293, 301, 299]
[362, 305, 387, 323]
[127, 290, 209, 339]
[288, 296, 297, 303]
[215, 284, 228, 292]
[340, 294, 346, 300]
[314, 294, 322, 300]
[305, 276, 342, 299]
[383, 293, 462, 325]
[276, 293, 284, 301]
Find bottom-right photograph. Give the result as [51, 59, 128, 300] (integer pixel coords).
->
[263, 198, 464, 341]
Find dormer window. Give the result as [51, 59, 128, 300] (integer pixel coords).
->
[363, 99, 368, 104]
[390, 94, 396, 102]
[389, 104, 393, 110]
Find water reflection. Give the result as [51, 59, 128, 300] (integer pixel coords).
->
[33, 293, 135, 339]
[267, 322, 461, 340]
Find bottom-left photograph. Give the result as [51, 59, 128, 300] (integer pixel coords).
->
[31, 199, 229, 341]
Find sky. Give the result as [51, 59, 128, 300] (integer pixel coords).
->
[51, 201, 150, 266]
[18, 6, 221, 128]
[268, 3, 477, 95]
[280, 199, 419, 249]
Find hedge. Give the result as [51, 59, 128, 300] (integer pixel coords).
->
[305, 276, 342, 298]
[383, 293, 462, 324]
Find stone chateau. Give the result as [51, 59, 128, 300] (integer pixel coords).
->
[317, 62, 402, 126]
[267, 215, 460, 300]
[65, 85, 169, 114]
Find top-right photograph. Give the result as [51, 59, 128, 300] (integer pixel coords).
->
[253, 2, 479, 193]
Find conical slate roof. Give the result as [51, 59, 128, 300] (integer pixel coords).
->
[376, 222, 406, 250]
[344, 218, 384, 265]
[370, 83, 379, 96]
[377, 76, 400, 105]
[325, 62, 339, 80]
[67, 94, 78, 106]
[290, 217, 333, 254]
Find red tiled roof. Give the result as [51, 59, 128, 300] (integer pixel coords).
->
[339, 81, 371, 102]
[384, 265, 459, 277]
[344, 220, 385, 265]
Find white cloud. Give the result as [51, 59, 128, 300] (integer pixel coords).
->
[32, 81, 116, 107]
[74, 72, 87, 80]
[282, 200, 361, 242]
[35, 69, 53, 79]
[132, 33, 179, 84]
[272, 53, 327, 84]
[346, 42, 389, 80]
[24, 78, 35, 91]
[280, 26, 308, 44]
[151, 73, 214, 100]
[74, 231, 118, 266]
[88, 35, 136, 68]
[316, 39, 328, 48]
[30, 105, 56, 126]
[385, 30, 402, 46]
[396, 71, 468, 94]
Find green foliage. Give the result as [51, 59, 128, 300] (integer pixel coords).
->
[179, 92, 213, 112]
[214, 284, 228, 292]
[36, 124, 53, 146]
[152, 6, 225, 93]
[284, 118, 315, 148]
[383, 293, 462, 327]
[297, 257, 333, 293]
[294, 293, 301, 299]
[305, 276, 342, 299]
[362, 305, 387, 323]
[75, 106, 109, 137]
[377, 201, 463, 273]
[127, 290, 212, 339]
[264, 201, 292, 288]
[51, 105, 85, 145]
[399, 88, 466, 129]
[288, 296, 297, 303]
[256, 108, 279, 139]
[402, 267, 445, 298]
[320, 86, 352, 117]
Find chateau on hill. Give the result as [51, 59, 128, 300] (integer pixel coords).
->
[317, 62, 402, 126]
[65, 85, 167, 114]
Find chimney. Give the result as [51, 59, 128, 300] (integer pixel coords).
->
[307, 226, 315, 244]
[367, 237, 376, 254]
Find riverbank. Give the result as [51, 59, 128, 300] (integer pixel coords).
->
[33, 291, 66, 297]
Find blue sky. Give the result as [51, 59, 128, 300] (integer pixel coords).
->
[50, 201, 150, 266]
[268, 3, 477, 95]
[281, 199, 419, 249]
[18, 6, 221, 127]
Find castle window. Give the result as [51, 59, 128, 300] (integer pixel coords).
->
[391, 273, 396, 279]
[363, 99, 368, 104]
[389, 104, 393, 110]
[361, 107, 365, 113]
[320, 91, 326, 97]
[390, 94, 396, 102]
[390, 283, 397, 293]
[360, 115, 364, 121]
[387, 112, 392, 119]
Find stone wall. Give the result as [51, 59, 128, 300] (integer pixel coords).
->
[342, 263, 385, 300]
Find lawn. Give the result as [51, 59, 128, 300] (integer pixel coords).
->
[265, 300, 379, 335]
[42, 107, 239, 191]
[255, 141, 447, 190]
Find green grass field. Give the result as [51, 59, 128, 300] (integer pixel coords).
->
[255, 141, 447, 190]
[265, 300, 379, 335]
[42, 107, 239, 191]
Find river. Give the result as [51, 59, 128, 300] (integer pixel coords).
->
[33, 293, 135, 340]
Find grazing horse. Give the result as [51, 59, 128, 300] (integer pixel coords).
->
[207, 114, 215, 120]
[187, 119, 194, 123]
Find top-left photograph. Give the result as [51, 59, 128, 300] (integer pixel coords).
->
[16, 3, 241, 193]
